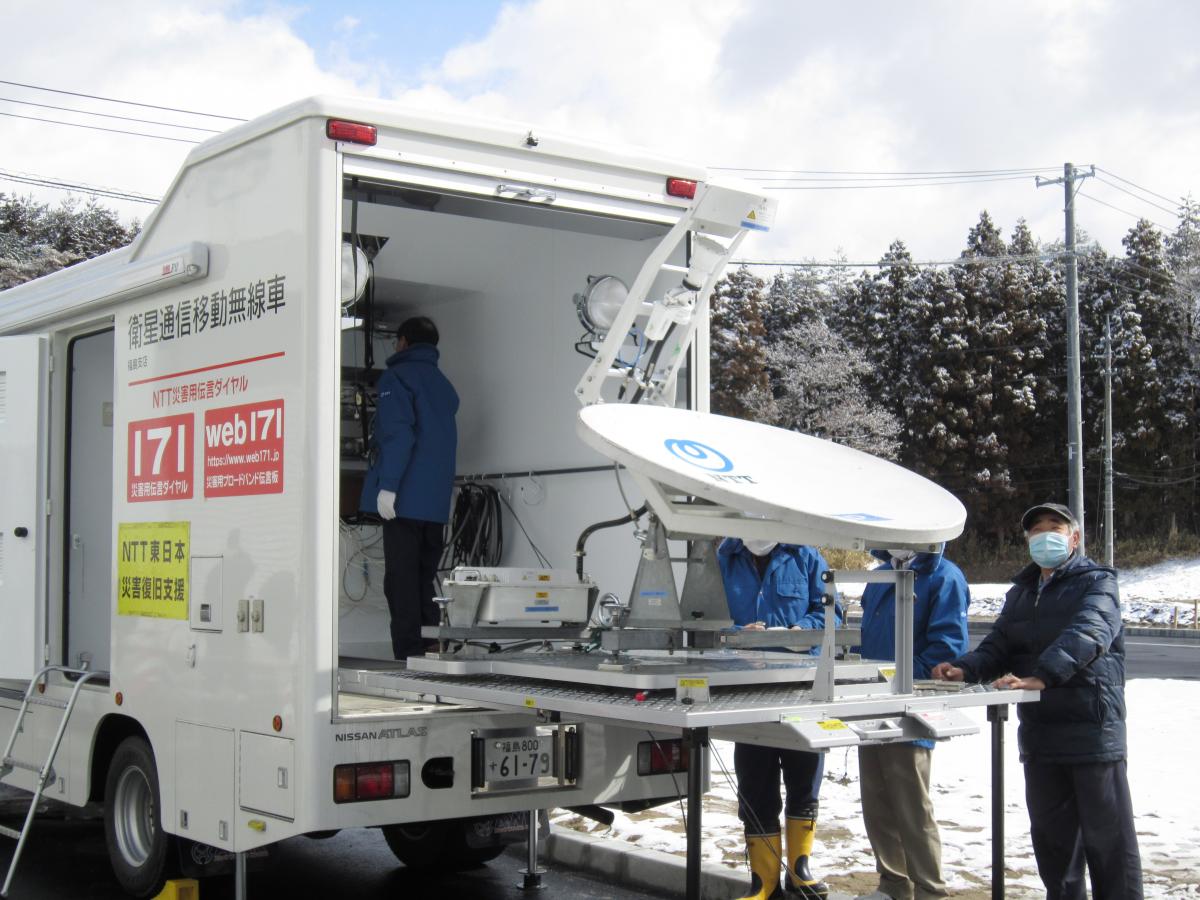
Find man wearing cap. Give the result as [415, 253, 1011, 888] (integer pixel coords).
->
[932, 503, 1142, 900]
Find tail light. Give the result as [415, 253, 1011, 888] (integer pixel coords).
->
[334, 761, 410, 802]
[637, 739, 688, 776]
[327, 119, 378, 146]
[666, 177, 698, 199]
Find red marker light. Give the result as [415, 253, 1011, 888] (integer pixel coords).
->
[666, 178, 697, 199]
[634, 691, 647, 702]
[326, 119, 378, 146]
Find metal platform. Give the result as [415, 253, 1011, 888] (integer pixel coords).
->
[343, 660, 1037, 732]
[405, 648, 883, 691]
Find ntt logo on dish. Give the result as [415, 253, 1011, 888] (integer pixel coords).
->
[664, 439, 734, 473]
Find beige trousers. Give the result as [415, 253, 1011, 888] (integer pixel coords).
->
[858, 743, 948, 900]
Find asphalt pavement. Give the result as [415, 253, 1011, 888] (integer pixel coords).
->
[0, 813, 674, 900]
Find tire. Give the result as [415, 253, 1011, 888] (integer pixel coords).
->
[381, 819, 507, 869]
[381, 821, 452, 869]
[103, 736, 174, 898]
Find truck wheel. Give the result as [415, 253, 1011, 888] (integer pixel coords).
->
[381, 821, 452, 869]
[104, 736, 174, 898]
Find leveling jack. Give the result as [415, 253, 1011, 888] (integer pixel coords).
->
[518, 808, 545, 891]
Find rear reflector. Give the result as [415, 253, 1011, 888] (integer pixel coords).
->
[334, 761, 411, 802]
[327, 119, 378, 146]
[666, 178, 698, 199]
[637, 739, 688, 776]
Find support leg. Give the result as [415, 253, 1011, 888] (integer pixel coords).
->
[235, 850, 247, 900]
[686, 728, 708, 900]
[988, 704, 1008, 900]
[519, 808, 545, 891]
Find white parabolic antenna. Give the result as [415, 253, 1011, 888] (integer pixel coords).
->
[577, 405, 966, 549]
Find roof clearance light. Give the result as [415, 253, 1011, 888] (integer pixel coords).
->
[666, 178, 698, 199]
[326, 119, 378, 146]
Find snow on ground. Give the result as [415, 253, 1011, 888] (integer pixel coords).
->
[839, 558, 1200, 627]
[553, 679, 1200, 898]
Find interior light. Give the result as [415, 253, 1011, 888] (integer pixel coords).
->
[327, 119, 378, 146]
[573, 275, 629, 337]
[666, 178, 698, 199]
[341, 241, 371, 308]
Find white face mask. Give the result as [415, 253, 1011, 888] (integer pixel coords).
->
[888, 548, 916, 567]
[744, 540, 778, 557]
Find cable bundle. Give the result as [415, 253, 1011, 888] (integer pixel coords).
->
[442, 482, 504, 570]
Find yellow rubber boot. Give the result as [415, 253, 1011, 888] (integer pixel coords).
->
[785, 817, 829, 898]
[737, 833, 785, 900]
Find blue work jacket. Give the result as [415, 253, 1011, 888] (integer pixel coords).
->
[854, 548, 970, 749]
[717, 541, 838, 646]
[359, 344, 459, 524]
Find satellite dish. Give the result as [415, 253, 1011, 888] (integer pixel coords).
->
[577, 405, 966, 548]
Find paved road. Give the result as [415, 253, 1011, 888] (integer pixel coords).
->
[966, 626, 1200, 680]
[0, 813, 668, 900]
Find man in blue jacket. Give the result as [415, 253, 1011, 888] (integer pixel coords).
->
[852, 545, 968, 900]
[933, 503, 1142, 900]
[360, 317, 459, 661]
[718, 538, 836, 900]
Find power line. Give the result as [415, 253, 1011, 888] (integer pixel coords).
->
[755, 173, 1036, 191]
[0, 96, 222, 134]
[0, 110, 202, 144]
[713, 165, 1059, 176]
[0, 168, 159, 204]
[731, 251, 1063, 268]
[1094, 167, 1182, 208]
[1093, 175, 1180, 218]
[0, 78, 246, 122]
[1077, 191, 1174, 231]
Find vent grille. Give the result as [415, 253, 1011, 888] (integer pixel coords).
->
[0, 370, 7, 422]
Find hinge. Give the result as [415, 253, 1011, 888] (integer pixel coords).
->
[47, 354, 54, 373]
[43, 644, 51, 664]
[45, 499, 53, 517]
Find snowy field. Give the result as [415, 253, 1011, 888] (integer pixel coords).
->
[552, 561, 1200, 895]
[553, 679, 1200, 898]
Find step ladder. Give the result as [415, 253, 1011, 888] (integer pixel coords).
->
[0, 664, 104, 897]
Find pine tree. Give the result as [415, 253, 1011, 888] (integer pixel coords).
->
[709, 266, 776, 421]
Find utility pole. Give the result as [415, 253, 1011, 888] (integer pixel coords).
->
[1104, 317, 1114, 566]
[1037, 162, 1094, 554]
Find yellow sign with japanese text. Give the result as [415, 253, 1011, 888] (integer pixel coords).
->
[117, 521, 190, 619]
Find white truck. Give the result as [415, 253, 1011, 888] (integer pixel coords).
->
[0, 95, 774, 896]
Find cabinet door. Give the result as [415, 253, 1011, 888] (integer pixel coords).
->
[0, 336, 48, 680]
[175, 722, 235, 848]
[239, 731, 295, 820]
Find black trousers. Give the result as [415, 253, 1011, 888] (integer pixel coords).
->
[382, 517, 445, 660]
[1024, 759, 1143, 900]
[733, 743, 824, 836]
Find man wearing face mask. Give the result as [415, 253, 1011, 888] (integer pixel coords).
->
[851, 545, 968, 900]
[718, 538, 838, 900]
[932, 503, 1142, 900]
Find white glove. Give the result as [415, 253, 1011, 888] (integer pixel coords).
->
[377, 490, 397, 521]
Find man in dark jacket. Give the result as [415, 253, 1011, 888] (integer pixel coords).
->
[932, 503, 1142, 900]
[852, 545, 968, 900]
[718, 538, 836, 900]
[360, 317, 459, 661]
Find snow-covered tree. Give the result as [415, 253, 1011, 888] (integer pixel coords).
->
[709, 266, 776, 421]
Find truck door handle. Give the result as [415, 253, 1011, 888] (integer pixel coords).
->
[13, 526, 29, 538]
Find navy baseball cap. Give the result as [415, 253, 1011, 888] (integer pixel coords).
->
[1021, 502, 1078, 531]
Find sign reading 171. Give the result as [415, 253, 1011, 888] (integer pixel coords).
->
[128, 413, 194, 502]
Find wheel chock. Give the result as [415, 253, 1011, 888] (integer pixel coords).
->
[154, 879, 199, 900]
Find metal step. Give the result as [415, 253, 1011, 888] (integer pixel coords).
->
[1, 759, 42, 775]
[25, 697, 68, 711]
[0, 824, 20, 841]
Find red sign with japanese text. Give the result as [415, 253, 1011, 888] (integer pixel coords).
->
[128, 414, 195, 502]
[203, 399, 284, 497]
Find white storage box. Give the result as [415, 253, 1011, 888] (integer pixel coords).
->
[444, 568, 593, 627]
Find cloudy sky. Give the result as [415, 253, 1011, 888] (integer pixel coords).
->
[2, 0, 1197, 266]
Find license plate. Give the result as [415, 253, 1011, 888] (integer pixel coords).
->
[483, 735, 555, 783]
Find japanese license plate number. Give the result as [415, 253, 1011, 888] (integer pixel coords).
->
[484, 736, 555, 783]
